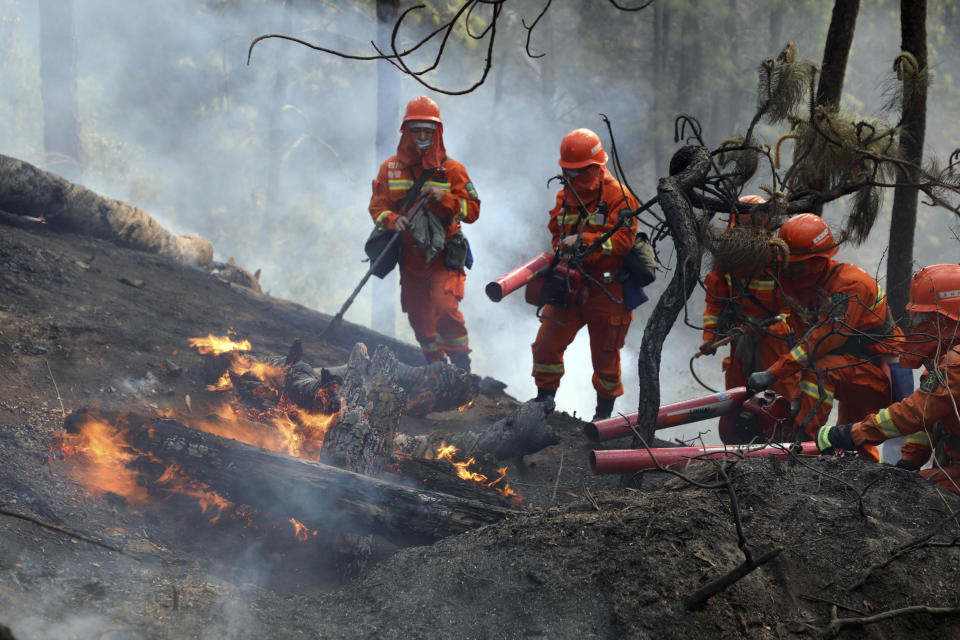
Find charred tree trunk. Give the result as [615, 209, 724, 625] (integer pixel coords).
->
[887, 0, 928, 328]
[64, 412, 517, 546]
[38, 0, 82, 181]
[372, 0, 401, 337]
[634, 146, 712, 449]
[815, 0, 860, 110]
[0, 154, 212, 265]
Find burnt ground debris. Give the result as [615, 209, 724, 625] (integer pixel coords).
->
[1, 215, 960, 639]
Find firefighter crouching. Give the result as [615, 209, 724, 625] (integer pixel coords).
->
[530, 128, 653, 421]
[746, 214, 906, 442]
[699, 195, 797, 400]
[816, 264, 960, 493]
[368, 96, 480, 371]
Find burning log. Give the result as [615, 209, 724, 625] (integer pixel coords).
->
[394, 400, 558, 462]
[0, 153, 212, 266]
[62, 410, 518, 546]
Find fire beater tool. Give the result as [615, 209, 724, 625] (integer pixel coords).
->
[583, 386, 792, 445]
[320, 195, 428, 342]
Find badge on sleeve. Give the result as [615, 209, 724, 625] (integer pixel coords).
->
[920, 370, 942, 393]
[465, 182, 479, 200]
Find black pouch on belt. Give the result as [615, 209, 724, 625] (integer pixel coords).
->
[444, 231, 469, 271]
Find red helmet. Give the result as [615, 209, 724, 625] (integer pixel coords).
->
[906, 264, 960, 322]
[402, 96, 442, 127]
[559, 128, 608, 169]
[778, 213, 839, 262]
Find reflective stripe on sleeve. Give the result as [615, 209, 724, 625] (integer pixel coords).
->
[875, 408, 901, 439]
[455, 197, 468, 221]
[789, 343, 809, 366]
[375, 210, 393, 226]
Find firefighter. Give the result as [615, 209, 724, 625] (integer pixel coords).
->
[816, 264, 960, 493]
[746, 214, 903, 441]
[368, 96, 480, 371]
[699, 195, 797, 399]
[530, 128, 641, 421]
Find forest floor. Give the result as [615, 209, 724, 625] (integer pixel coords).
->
[1, 213, 960, 639]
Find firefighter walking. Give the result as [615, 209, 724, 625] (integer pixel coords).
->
[530, 128, 645, 421]
[816, 264, 960, 493]
[368, 96, 480, 371]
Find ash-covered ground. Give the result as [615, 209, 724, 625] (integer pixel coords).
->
[2, 215, 960, 639]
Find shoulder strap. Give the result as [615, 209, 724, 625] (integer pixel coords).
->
[398, 167, 437, 213]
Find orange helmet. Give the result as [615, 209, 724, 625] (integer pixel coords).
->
[778, 213, 839, 262]
[739, 194, 766, 204]
[906, 264, 960, 322]
[559, 128, 608, 169]
[402, 96, 442, 127]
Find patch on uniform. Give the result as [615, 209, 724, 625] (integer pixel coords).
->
[920, 371, 942, 393]
[465, 181, 479, 200]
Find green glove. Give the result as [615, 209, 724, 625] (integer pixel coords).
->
[815, 423, 857, 454]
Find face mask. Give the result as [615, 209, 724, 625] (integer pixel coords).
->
[563, 168, 582, 178]
[416, 139, 432, 150]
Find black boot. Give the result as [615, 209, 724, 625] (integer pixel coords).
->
[450, 352, 471, 373]
[530, 387, 556, 413]
[593, 396, 615, 421]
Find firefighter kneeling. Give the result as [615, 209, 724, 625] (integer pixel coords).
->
[530, 128, 653, 420]
[816, 264, 960, 494]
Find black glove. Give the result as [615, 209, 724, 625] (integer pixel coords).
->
[746, 370, 775, 393]
[894, 459, 921, 471]
[815, 423, 857, 454]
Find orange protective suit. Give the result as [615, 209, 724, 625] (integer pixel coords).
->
[850, 346, 960, 493]
[702, 268, 795, 397]
[531, 167, 639, 398]
[368, 155, 480, 363]
[767, 260, 902, 440]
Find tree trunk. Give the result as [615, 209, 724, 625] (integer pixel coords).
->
[887, 0, 928, 328]
[634, 147, 712, 449]
[64, 411, 518, 547]
[0, 154, 212, 265]
[815, 0, 860, 110]
[372, 0, 401, 337]
[38, 0, 82, 181]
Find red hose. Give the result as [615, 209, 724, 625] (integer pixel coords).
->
[485, 251, 553, 302]
[590, 441, 820, 475]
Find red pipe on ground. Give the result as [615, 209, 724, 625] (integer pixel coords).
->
[583, 387, 750, 443]
[590, 441, 820, 475]
[485, 251, 553, 302]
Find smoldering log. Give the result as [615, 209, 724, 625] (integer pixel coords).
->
[394, 400, 559, 461]
[0, 153, 212, 266]
[66, 412, 518, 546]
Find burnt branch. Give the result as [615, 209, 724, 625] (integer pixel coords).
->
[808, 604, 960, 638]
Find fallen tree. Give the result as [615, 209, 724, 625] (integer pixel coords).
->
[0, 153, 212, 266]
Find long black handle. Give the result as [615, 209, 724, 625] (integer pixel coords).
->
[320, 197, 428, 342]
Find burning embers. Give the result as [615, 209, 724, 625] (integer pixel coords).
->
[434, 443, 518, 501]
[57, 411, 233, 523]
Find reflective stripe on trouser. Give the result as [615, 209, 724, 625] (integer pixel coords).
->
[794, 353, 890, 440]
[399, 256, 469, 363]
[530, 286, 631, 398]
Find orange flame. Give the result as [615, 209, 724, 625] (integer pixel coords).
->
[457, 398, 475, 412]
[58, 415, 151, 505]
[434, 443, 522, 502]
[156, 462, 233, 523]
[288, 517, 317, 542]
[188, 334, 251, 355]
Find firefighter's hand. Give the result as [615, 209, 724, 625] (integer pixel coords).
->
[746, 369, 775, 393]
[393, 215, 410, 232]
[559, 236, 580, 253]
[815, 423, 857, 454]
[423, 186, 447, 203]
[698, 340, 718, 356]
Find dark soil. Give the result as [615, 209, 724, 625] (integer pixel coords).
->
[2, 214, 960, 639]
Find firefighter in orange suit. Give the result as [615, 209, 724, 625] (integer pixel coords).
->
[699, 195, 796, 399]
[368, 96, 480, 370]
[817, 264, 960, 492]
[531, 128, 639, 421]
[746, 214, 903, 441]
